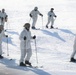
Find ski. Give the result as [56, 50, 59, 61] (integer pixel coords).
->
[26, 65, 43, 68]
[20, 65, 43, 68]
[51, 27, 58, 29]
[32, 28, 40, 30]
[46, 27, 58, 29]
[33, 65, 43, 68]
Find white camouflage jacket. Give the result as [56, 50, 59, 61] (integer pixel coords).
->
[19, 29, 32, 49]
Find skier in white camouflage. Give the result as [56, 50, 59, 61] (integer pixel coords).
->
[46, 8, 57, 29]
[70, 37, 76, 62]
[29, 7, 43, 29]
[0, 25, 8, 59]
[0, 9, 8, 28]
[19, 23, 36, 66]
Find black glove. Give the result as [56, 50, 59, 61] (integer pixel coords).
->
[30, 14, 32, 17]
[33, 35, 36, 39]
[40, 14, 43, 17]
[42, 14, 43, 17]
[6, 35, 8, 37]
[24, 36, 26, 40]
[55, 15, 57, 17]
[50, 15, 51, 17]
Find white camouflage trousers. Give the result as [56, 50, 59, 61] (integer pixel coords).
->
[32, 17, 37, 27]
[71, 49, 76, 58]
[0, 42, 2, 55]
[46, 17, 54, 27]
[20, 48, 32, 63]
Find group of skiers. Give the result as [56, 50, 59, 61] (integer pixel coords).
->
[0, 7, 76, 67]
[30, 7, 57, 29]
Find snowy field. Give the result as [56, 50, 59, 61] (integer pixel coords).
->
[0, 0, 76, 75]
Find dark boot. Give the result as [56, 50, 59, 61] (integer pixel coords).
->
[20, 62, 26, 66]
[46, 25, 48, 28]
[25, 60, 32, 66]
[50, 26, 54, 29]
[32, 26, 35, 29]
[70, 58, 76, 62]
[0, 55, 4, 59]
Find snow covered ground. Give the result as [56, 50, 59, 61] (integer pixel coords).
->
[0, 0, 76, 75]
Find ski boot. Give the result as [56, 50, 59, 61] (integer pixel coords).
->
[50, 26, 54, 29]
[46, 25, 48, 28]
[20, 62, 26, 66]
[25, 60, 32, 67]
[32, 26, 36, 29]
[70, 58, 76, 62]
[0, 55, 4, 59]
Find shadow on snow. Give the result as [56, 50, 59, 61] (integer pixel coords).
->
[2, 30, 19, 46]
[41, 29, 66, 42]
[59, 29, 76, 36]
[3, 37, 17, 46]
[0, 58, 51, 75]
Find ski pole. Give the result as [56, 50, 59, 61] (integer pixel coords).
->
[34, 39, 38, 66]
[29, 17, 31, 23]
[6, 20, 9, 56]
[6, 36, 13, 60]
[54, 17, 57, 21]
[34, 38, 43, 68]
[42, 17, 43, 29]
[6, 36, 9, 56]
[5, 20, 9, 31]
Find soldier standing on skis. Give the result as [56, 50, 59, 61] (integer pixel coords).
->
[19, 23, 36, 66]
[0, 9, 8, 28]
[46, 8, 57, 29]
[70, 37, 76, 62]
[0, 25, 8, 59]
[29, 7, 43, 29]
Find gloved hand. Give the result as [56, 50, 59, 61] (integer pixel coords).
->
[40, 14, 43, 17]
[24, 36, 26, 40]
[50, 15, 51, 17]
[33, 35, 36, 39]
[55, 15, 57, 18]
[30, 14, 32, 17]
[41, 14, 43, 17]
[6, 35, 8, 37]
